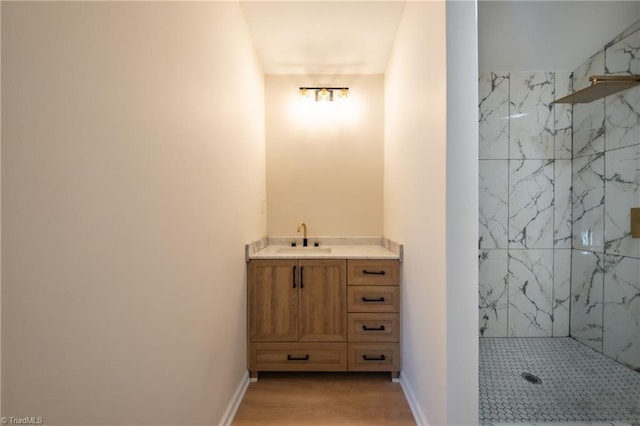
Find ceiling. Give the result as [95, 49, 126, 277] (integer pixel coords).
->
[478, 1, 640, 71]
[239, 1, 406, 74]
[239, 1, 640, 75]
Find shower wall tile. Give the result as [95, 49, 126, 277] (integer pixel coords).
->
[568, 20, 640, 369]
[478, 69, 576, 339]
[509, 159, 554, 249]
[479, 72, 510, 159]
[572, 153, 605, 252]
[605, 28, 640, 75]
[573, 50, 605, 92]
[605, 91, 640, 152]
[603, 254, 640, 370]
[554, 71, 573, 160]
[554, 159, 572, 248]
[571, 250, 604, 352]
[573, 51, 605, 157]
[574, 101, 606, 157]
[607, 20, 640, 48]
[508, 249, 554, 337]
[509, 72, 555, 159]
[479, 160, 508, 249]
[479, 249, 509, 337]
[605, 30, 640, 152]
[553, 249, 571, 337]
[605, 145, 640, 258]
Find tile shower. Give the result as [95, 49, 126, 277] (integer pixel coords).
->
[478, 16, 640, 424]
[570, 21, 640, 369]
[479, 70, 572, 338]
[480, 18, 640, 370]
[479, 18, 640, 424]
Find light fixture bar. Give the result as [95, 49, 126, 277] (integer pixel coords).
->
[299, 87, 350, 91]
[299, 87, 349, 102]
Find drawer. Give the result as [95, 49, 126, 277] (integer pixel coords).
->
[348, 343, 400, 372]
[348, 313, 400, 342]
[348, 286, 399, 313]
[347, 260, 399, 286]
[249, 342, 347, 372]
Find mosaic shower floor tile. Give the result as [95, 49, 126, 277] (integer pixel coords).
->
[479, 338, 640, 424]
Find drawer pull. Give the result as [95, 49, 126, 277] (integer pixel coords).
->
[292, 266, 297, 288]
[363, 354, 386, 361]
[300, 266, 304, 289]
[362, 325, 385, 331]
[363, 269, 385, 275]
[362, 296, 385, 302]
[287, 354, 310, 361]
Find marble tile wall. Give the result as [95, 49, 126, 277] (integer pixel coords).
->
[570, 21, 640, 370]
[479, 19, 640, 371]
[479, 71, 572, 338]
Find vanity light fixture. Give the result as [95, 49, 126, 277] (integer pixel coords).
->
[299, 87, 349, 102]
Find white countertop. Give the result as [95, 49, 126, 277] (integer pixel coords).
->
[246, 236, 402, 261]
[249, 244, 399, 260]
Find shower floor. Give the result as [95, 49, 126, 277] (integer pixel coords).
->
[479, 337, 640, 425]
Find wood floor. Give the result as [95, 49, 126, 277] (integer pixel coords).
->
[232, 372, 416, 425]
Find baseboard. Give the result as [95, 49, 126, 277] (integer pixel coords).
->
[399, 373, 429, 426]
[219, 371, 250, 426]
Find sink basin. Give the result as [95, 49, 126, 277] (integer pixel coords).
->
[276, 247, 332, 254]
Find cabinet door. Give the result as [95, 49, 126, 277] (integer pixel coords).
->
[248, 260, 298, 342]
[298, 259, 347, 342]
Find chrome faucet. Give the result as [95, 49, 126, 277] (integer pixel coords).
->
[297, 222, 308, 247]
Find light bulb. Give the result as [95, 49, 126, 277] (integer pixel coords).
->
[316, 88, 331, 102]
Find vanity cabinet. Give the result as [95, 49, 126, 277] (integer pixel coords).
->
[247, 259, 347, 377]
[346, 260, 400, 378]
[247, 257, 400, 379]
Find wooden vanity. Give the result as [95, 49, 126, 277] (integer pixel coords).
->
[247, 254, 400, 380]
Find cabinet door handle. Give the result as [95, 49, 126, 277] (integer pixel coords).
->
[292, 266, 297, 288]
[287, 354, 309, 361]
[362, 325, 385, 331]
[362, 269, 385, 275]
[363, 354, 386, 361]
[362, 296, 385, 302]
[300, 266, 304, 288]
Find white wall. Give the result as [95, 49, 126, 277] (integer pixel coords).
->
[479, 1, 640, 71]
[384, 2, 448, 424]
[385, 1, 479, 424]
[2, 3, 265, 425]
[265, 74, 384, 237]
[446, 0, 479, 423]
[0, 2, 3, 418]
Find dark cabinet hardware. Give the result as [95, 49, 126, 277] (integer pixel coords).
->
[292, 266, 297, 288]
[287, 354, 310, 361]
[362, 325, 385, 331]
[362, 297, 385, 302]
[362, 269, 385, 275]
[363, 354, 386, 361]
[300, 266, 304, 288]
